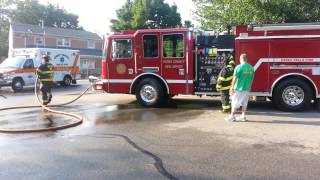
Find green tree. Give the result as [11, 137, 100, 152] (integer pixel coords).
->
[111, 0, 182, 31]
[193, 0, 320, 31]
[13, 0, 82, 29]
[183, 20, 194, 28]
[0, 0, 82, 59]
[0, 0, 14, 59]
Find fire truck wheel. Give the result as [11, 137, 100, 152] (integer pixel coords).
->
[12, 78, 24, 92]
[136, 78, 165, 107]
[273, 79, 312, 111]
[62, 76, 72, 86]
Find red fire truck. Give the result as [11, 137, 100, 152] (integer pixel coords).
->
[94, 23, 320, 111]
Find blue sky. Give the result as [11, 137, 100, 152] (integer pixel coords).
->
[39, 0, 195, 35]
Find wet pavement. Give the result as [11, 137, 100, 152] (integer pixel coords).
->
[1, 82, 320, 179]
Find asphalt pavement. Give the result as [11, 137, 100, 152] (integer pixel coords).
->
[1, 81, 320, 180]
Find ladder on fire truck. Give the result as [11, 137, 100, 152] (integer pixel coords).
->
[247, 22, 320, 31]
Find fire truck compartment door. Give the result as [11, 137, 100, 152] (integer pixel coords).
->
[238, 40, 270, 92]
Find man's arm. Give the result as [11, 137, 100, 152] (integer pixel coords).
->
[229, 77, 237, 96]
[230, 66, 239, 95]
[36, 65, 43, 76]
[216, 68, 227, 91]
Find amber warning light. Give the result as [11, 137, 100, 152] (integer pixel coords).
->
[89, 76, 103, 90]
[95, 82, 104, 90]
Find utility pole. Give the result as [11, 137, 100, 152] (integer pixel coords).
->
[41, 17, 46, 48]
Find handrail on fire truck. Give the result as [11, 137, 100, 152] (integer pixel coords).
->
[248, 22, 320, 32]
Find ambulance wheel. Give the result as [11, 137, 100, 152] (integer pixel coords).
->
[136, 78, 165, 107]
[273, 79, 312, 111]
[62, 76, 72, 86]
[12, 78, 24, 92]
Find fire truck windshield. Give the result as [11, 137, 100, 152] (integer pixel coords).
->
[0, 57, 26, 69]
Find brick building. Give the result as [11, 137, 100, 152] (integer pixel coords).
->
[8, 23, 103, 78]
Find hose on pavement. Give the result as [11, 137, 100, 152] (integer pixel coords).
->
[0, 77, 93, 133]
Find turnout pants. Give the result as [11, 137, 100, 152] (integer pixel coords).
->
[40, 81, 52, 105]
[220, 90, 231, 112]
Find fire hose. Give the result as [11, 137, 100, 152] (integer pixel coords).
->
[0, 76, 93, 133]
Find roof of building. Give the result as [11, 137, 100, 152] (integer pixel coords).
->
[26, 45, 102, 57]
[11, 23, 101, 40]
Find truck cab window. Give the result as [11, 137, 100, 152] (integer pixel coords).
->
[23, 59, 34, 69]
[112, 39, 132, 59]
[163, 34, 184, 58]
[143, 35, 158, 58]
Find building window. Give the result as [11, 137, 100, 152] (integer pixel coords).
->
[87, 40, 95, 49]
[35, 36, 44, 46]
[143, 35, 158, 58]
[80, 59, 95, 69]
[57, 37, 71, 47]
[111, 39, 132, 59]
[163, 34, 184, 58]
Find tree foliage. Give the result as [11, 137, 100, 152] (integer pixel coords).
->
[13, 0, 82, 29]
[0, 0, 14, 59]
[111, 0, 182, 32]
[193, 0, 320, 31]
[0, 0, 82, 59]
[183, 20, 194, 28]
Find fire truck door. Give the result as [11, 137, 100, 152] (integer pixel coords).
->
[108, 37, 136, 92]
[161, 32, 188, 94]
[135, 33, 161, 75]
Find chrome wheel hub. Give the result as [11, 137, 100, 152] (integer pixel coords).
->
[140, 85, 157, 103]
[15, 81, 22, 89]
[65, 78, 71, 85]
[282, 86, 304, 106]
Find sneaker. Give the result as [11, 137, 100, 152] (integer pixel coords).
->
[224, 116, 235, 122]
[236, 116, 247, 122]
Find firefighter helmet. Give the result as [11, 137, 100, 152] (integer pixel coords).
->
[42, 55, 50, 62]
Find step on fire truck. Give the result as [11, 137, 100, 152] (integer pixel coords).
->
[93, 23, 320, 111]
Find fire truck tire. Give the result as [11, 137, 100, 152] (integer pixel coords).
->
[273, 79, 312, 111]
[62, 75, 72, 86]
[136, 78, 165, 107]
[315, 99, 320, 110]
[12, 78, 24, 92]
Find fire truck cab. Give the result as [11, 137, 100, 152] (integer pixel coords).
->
[100, 28, 197, 107]
[97, 23, 320, 111]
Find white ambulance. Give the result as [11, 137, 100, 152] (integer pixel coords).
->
[0, 48, 81, 92]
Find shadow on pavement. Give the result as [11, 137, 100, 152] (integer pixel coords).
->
[249, 120, 320, 126]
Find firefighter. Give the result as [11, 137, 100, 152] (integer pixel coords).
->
[216, 56, 235, 113]
[36, 55, 54, 105]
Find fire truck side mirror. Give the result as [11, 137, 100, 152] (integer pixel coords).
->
[112, 40, 117, 61]
[111, 52, 117, 61]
